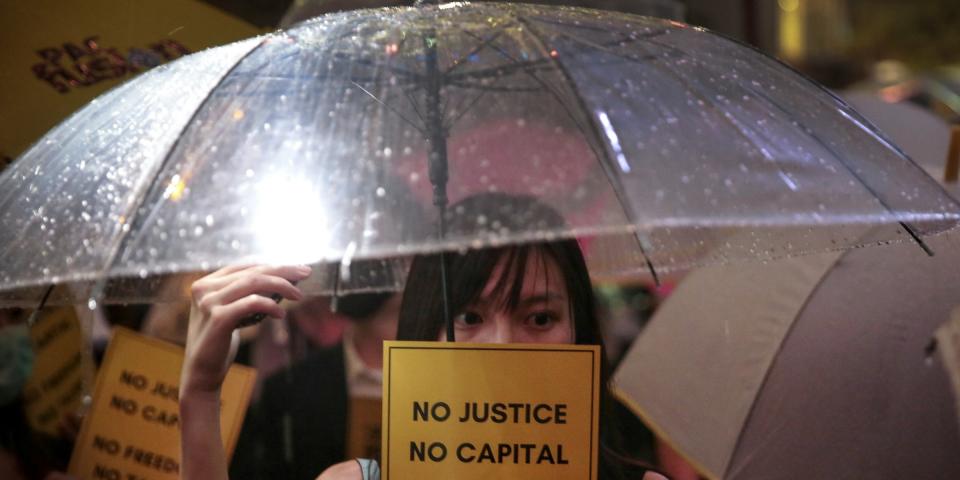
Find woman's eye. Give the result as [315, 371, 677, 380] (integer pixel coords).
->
[454, 311, 483, 327]
[526, 312, 555, 329]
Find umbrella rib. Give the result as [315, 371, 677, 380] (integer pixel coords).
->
[441, 29, 507, 76]
[403, 87, 428, 129]
[350, 81, 428, 135]
[515, 16, 661, 285]
[747, 86, 936, 256]
[89, 36, 270, 297]
[444, 90, 488, 132]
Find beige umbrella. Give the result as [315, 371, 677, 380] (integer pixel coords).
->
[613, 230, 960, 479]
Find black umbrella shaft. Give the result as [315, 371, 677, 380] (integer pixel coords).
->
[423, 29, 455, 342]
[424, 32, 448, 209]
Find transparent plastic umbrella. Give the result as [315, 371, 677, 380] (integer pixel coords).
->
[1, 2, 959, 307]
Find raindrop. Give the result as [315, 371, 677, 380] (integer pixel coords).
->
[138, 269, 148, 279]
[205, 215, 215, 226]
[87, 298, 98, 310]
[383, 147, 393, 158]
[231, 239, 241, 250]
[376, 187, 386, 197]
[194, 226, 204, 236]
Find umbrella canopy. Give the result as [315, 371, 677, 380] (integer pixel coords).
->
[2, 2, 959, 305]
[613, 232, 960, 479]
[842, 91, 952, 179]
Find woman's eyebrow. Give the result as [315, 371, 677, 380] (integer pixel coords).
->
[517, 292, 566, 307]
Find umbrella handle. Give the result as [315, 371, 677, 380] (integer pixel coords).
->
[236, 281, 299, 329]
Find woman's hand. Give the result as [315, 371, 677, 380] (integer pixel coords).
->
[181, 264, 311, 397]
[179, 264, 310, 480]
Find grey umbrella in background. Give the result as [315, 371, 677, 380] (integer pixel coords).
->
[1, 2, 959, 309]
[613, 231, 960, 480]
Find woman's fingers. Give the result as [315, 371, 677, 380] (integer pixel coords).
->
[193, 265, 311, 297]
[204, 273, 304, 313]
[209, 294, 288, 332]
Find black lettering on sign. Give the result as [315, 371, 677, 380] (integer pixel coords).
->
[119, 371, 148, 390]
[150, 381, 179, 401]
[142, 405, 179, 427]
[42, 352, 82, 392]
[409, 441, 447, 462]
[412, 401, 450, 422]
[109, 395, 138, 415]
[34, 317, 72, 350]
[93, 464, 121, 480]
[122, 444, 180, 473]
[92, 435, 121, 456]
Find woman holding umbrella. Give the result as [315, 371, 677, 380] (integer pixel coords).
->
[180, 193, 667, 480]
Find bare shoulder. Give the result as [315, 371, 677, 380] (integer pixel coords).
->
[643, 472, 670, 480]
[316, 460, 362, 480]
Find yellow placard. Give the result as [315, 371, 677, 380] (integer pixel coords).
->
[347, 397, 384, 461]
[21, 306, 86, 436]
[68, 327, 255, 480]
[0, 0, 263, 163]
[381, 341, 600, 480]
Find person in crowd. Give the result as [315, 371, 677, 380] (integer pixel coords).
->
[0, 308, 75, 480]
[179, 193, 667, 480]
[230, 285, 401, 479]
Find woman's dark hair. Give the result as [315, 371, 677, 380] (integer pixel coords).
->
[396, 193, 656, 479]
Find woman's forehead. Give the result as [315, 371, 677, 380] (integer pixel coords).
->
[479, 248, 568, 303]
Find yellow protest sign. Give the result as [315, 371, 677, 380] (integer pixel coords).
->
[68, 327, 255, 480]
[381, 341, 600, 480]
[21, 306, 87, 436]
[347, 397, 384, 460]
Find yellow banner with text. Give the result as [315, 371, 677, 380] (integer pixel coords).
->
[382, 341, 600, 480]
[68, 327, 255, 480]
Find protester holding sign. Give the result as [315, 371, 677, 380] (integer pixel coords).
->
[0, 308, 75, 480]
[180, 193, 666, 480]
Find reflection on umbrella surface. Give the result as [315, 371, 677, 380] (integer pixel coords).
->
[1, 2, 959, 305]
[614, 232, 960, 480]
